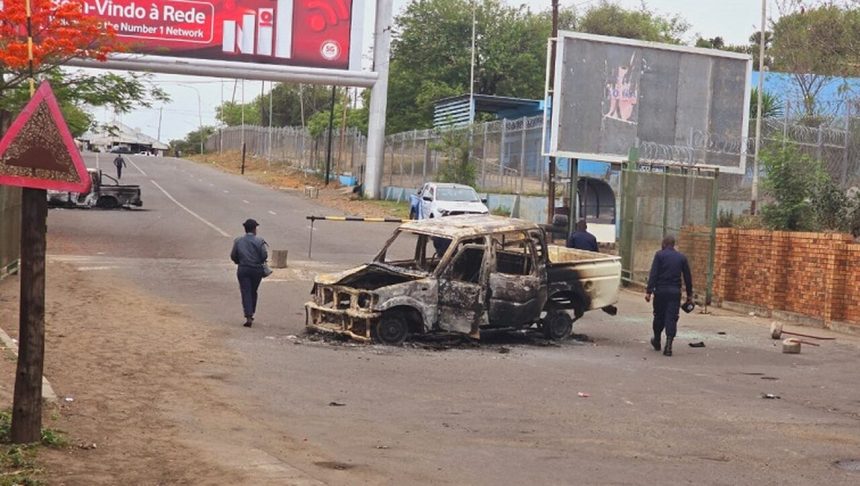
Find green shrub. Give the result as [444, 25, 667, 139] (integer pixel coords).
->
[759, 143, 849, 232]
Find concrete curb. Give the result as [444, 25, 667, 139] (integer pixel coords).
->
[0, 327, 58, 404]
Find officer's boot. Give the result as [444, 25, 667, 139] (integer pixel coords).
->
[650, 333, 661, 351]
[663, 337, 673, 356]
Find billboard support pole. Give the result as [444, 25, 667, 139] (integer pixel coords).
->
[547, 0, 559, 224]
[364, 0, 395, 199]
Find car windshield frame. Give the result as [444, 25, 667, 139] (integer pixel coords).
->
[436, 187, 479, 202]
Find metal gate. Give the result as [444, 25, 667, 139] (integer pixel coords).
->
[619, 161, 719, 305]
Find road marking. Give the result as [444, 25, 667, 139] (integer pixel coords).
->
[150, 180, 231, 238]
[242, 199, 250, 204]
[128, 158, 148, 176]
[268, 210, 277, 215]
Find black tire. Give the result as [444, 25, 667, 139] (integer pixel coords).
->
[372, 313, 409, 345]
[542, 308, 573, 340]
[96, 196, 119, 209]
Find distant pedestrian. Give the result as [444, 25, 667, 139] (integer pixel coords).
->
[113, 154, 126, 179]
[566, 219, 599, 252]
[645, 235, 693, 356]
[230, 219, 268, 327]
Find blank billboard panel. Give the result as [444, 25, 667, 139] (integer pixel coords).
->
[546, 32, 752, 173]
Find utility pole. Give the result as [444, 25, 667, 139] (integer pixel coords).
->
[547, 0, 559, 224]
[469, 1, 477, 124]
[751, 0, 766, 215]
[268, 81, 274, 161]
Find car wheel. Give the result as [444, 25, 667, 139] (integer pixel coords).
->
[372, 313, 409, 345]
[541, 308, 573, 340]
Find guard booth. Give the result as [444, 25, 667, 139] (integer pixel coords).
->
[618, 160, 719, 306]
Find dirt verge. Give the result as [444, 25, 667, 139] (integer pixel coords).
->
[191, 151, 410, 219]
[0, 262, 250, 484]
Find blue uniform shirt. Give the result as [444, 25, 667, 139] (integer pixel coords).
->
[647, 247, 693, 295]
[231, 233, 268, 268]
[567, 230, 599, 252]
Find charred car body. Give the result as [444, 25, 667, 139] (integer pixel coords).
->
[47, 169, 142, 209]
[305, 215, 621, 344]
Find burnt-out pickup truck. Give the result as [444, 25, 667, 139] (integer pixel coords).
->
[48, 169, 142, 209]
[305, 215, 621, 344]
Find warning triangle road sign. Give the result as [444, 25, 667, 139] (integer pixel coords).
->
[0, 82, 91, 193]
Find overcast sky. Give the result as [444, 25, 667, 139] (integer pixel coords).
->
[94, 0, 772, 143]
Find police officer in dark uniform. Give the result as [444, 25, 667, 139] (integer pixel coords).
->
[645, 235, 693, 356]
[566, 219, 599, 252]
[230, 219, 268, 327]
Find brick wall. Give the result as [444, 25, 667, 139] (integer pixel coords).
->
[687, 227, 860, 328]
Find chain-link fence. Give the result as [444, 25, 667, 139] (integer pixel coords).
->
[0, 186, 21, 278]
[207, 104, 860, 203]
[206, 125, 367, 179]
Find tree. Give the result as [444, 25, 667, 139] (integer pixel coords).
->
[387, 0, 556, 133]
[433, 126, 476, 186]
[0, 0, 168, 133]
[770, 3, 860, 119]
[170, 126, 216, 156]
[576, 1, 688, 44]
[385, 0, 689, 134]
[263, 84, 341, 127]
[750, 87, 784, 120]
[216, 100, 261, 127]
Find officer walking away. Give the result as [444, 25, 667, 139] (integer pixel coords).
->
[113, 154, 127, 179]
[566, 219, 599, 252]
[230, 219, 268, 327]
[645, 235, 693, 356]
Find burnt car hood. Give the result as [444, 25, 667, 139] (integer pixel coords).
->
[314, 263, 427, 290]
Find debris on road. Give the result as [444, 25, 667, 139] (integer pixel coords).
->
[577, 392, 590, 398]
[761, 393, 781, 399]
[689, 341, 706, 348]
[328, 401, 346, 407]
[770, 321, 835, 341]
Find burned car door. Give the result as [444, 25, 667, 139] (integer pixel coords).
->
[487, 231, 545, 328]
[437, 238, 487, 337]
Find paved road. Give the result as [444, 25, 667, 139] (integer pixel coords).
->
[46, 154, 860, 484]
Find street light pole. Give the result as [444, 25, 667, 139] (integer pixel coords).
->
[178, 83, 203, 154]
[752, 0, 766, 215]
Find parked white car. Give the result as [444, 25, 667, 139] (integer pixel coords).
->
[410, 182, 489, 219]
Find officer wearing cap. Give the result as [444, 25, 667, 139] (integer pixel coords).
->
[230, 218, 268, 327]
[645, 235, 693, 356]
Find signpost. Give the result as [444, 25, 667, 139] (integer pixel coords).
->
[0, 81, 91, 443]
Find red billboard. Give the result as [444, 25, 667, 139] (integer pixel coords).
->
[82, 0, 360, 70]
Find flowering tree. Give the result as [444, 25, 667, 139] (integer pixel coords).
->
[0, 0, 114, 71]
[0, 0, 167, 134]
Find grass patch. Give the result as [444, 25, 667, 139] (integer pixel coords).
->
[0, 409, 69, 485]
[364, 200, 411, 219]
